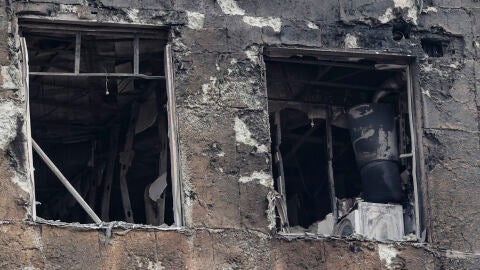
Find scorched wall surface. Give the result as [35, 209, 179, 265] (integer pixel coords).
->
[0, 0, 479, 269]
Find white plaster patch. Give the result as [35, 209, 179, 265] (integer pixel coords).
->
[421, 87, 431, 98]
[445, 250, 480, 259]
[147, 261, 165, 270]
[186, 11, 205, 30]
[306, 21, 319, 29]
[125, 8, 140, 22]
[11, 172, 30, 195]
[59, 4, 78, 13]
[239, 171, 273, 187]
[242, 16, 282, 33]
[201, 76, 217, 103]
[423, 6, 438, 13]
[0, 100, 22, 150]
[379, 8, 395, 24]
[378, 244, 399, 270]
[380, 0, 418, 24]
[266, 191, 278, 230]
[134, 256, 165, 270]
[1, 65, 21, 90]
[344, 33, 359, 49]
[234, 117, 268, 153]
[244, 46, 260, 65]
[22, 267, 40, 270]
[217, 0, 245, 15]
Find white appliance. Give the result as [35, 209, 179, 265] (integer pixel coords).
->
[335, 201, 404, 241]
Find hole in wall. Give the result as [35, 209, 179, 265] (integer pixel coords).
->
[421, 38, 444, 57]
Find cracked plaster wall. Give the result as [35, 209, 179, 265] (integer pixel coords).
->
[0, 0, 479, 269]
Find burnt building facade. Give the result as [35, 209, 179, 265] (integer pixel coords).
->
[0, 0, 479, 269]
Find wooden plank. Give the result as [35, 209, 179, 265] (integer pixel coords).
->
[100, 125, 120, 221]
[74, 33, 81, 74]
[263, 47, 415, 65]
[133, 36, 139, 75]
[294, 79, 380, 92]
[165, 44, 183, 227]
[273, 112, 289, 232]
[20, 37, 37, 220]
[325, 107, 338, 224]
[264, 57, 376, 70]
[118, 103, 140, 223]
[29, 72, 164, 79]
[32, 139, 102, 224]
[19, 19, 168, 38]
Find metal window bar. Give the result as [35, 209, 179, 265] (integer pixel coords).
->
[32, 139, 102, 224]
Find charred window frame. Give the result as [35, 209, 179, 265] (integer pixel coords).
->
[19, 19, 183, 227]
[264, 48, 425, 241]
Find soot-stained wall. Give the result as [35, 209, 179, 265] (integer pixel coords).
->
[0, 0, 479, 269]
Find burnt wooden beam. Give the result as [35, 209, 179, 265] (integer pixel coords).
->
[29, 72, 165, 80]
[100, 125, 120, 221]
[325, 107, 338, 225]
[265, 57, 376, 70]
[295, 80, 379, 92]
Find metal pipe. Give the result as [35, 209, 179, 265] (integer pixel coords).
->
[32, 139, 102, 224]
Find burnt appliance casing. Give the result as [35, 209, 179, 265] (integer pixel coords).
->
[348, 103, 403, 203]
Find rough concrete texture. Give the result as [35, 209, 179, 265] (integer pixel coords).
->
[0, 0, 478, 269]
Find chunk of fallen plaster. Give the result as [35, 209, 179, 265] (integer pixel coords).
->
[239, 171, 272, 187]
[217, 0, 245, 15]
[242, 16, 282, 32]
[186, 11, 205, 29]
[234, 117, 268, 153]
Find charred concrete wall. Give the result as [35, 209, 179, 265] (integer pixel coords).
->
[0, 0, 479, 269]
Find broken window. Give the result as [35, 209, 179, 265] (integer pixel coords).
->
[265, 48, 422, 241]
[20, 20, 182, 226]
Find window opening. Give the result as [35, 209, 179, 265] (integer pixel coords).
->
[265, 49, 421, 241]
[21, 22, 180, 226]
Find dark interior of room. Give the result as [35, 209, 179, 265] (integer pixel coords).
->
[266, 55, 415, 232]
[23, 30, 174, 225]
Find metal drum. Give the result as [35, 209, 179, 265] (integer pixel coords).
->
[348, 103, 402, 203]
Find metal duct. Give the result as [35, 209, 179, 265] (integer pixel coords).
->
[347, 103, 402, 203]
